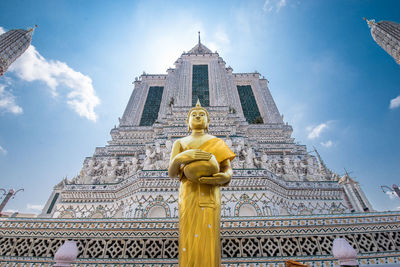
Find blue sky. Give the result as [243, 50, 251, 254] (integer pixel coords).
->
[0, 0, 399, 214]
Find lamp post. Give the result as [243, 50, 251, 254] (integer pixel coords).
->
[381, 184, 400, 199]
[0, 188, 24, 213]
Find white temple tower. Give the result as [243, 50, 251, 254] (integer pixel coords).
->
[365, 18, 400, 65]
[41, 38, 373, 219]
[0, 27, 35, 77]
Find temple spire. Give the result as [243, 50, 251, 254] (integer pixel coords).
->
[0, 27, 35, 77]
[198, 31, 201, 45]
[187, 32, 212, 55]
[364, 18, 400, 65]
[363, 17, 376, 28]
[28, 25, 38, 33]
[313, 146, 332, 180]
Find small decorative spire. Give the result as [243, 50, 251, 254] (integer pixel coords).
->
[28, 25, 38, 33]
[363, 17, 375, 28]
[313, 146, 332, 180]
[198, 31, 201, 45]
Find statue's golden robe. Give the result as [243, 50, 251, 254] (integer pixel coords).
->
[178, 138, 235, 267]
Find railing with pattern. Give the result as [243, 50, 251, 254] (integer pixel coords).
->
[1, 211, 400, 266]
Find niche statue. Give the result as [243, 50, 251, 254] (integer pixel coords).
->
[168, 100, 235, 267]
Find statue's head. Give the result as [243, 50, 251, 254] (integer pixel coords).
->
[187, 99, 209, 133]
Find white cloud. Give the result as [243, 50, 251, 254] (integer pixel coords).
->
[0, 26, 5, 34]
[0, 145, 7, 155]
[276, 0, 287, 11]
[215, 29, 230, 46]
[320, 140, 333, 148]
[386, 191, 397, 200]
[307, 123, 328, 139]
[0, 83, 23, 114]
[263, 0, 287, 12]
[4, 209, 18, 213]
[27, 203, 44, 211]
[207, 27, 231, 53]
[389, 95, 400, 109]
[8, 45, 100, 121]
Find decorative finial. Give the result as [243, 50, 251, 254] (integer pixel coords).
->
[363, 17, 376, 28]
[28, 25, 38, 33]
[196, 99, 202, 107]
[343, 168, 353, 177]
[198, 31, 201, 45]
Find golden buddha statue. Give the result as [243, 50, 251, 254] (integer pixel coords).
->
[168, 100, 235, 267]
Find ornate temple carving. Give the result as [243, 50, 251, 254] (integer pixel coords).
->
[1, 38, 396, 267]
[40, 40, 372, 220]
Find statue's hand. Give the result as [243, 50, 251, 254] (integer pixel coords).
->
[177, 149, 212, 165]
[199, 172, 231, 185]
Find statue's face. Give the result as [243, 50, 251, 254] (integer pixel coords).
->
[188, 109, 208, 130]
